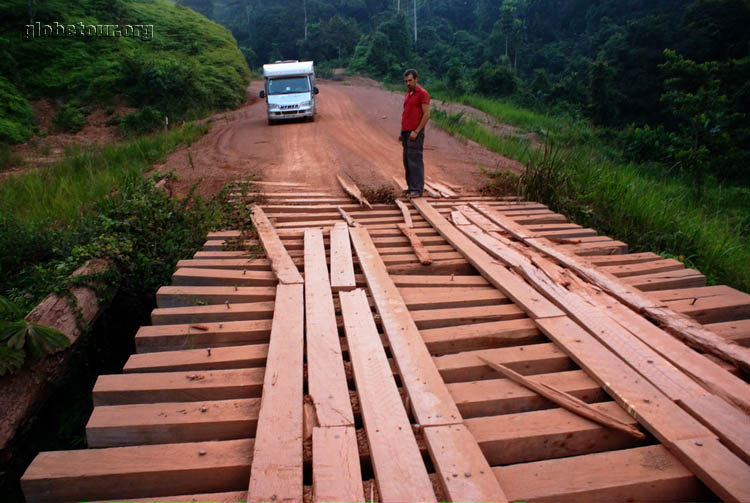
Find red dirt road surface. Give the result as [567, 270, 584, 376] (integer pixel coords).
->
[158, 78, 520, 197]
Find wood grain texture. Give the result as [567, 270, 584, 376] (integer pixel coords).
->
[348, 225, 462, 426]
[412, 198, 564, 320]
[247, 283, 304, 503]
[397, 223, 433, 265]
[312, 426, 364, 503]
[304, 229, 354, 427]
[329, 222, 356, 292]
[339, 288, 436, 503]
[250, 206, 303, 284]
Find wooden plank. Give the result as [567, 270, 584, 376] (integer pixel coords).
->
[421, 318, 542, 355]
[411, 198, 564, 319]
[337, 174, 373, 209]
[494, 445, 710, 503]
[466, 401, 644, 465]
[391, 174, 408, 191]
[425, 178, 458, 198]
[247, 284, 304, 503]
[124, 343, 267, 373]
[21, 439, 253, 503]
[397, 223, 432, 265]
[151, 302, 275, 324]
[304, 229, 354, 427]
[452, 211, 713, 403]
[678, 395, 750, 463]
[250, 205, 304, 284]
[348, 226, 462, 426]
[705, 319, 750, 346]
[394, 199, 413, 227]
[176, 258, 272, 271]
[93, 491, 248, 502]
[423, 424, 508, 502]
[667, 293, 750, 324]
[339, 288, 436, 502]
[448, 370, 607, 418]
[329, 222, 356, 292]
[478, 356, 645, 439]
[599, 258, 685, 278]
[134, 319, 271, 352]
[535, 316, 748, 503]
[312, 426, 364, 502]
[421, 181, 443, 198]
[337, 205, 358, 226]
[625, 268, 706, 291]
[172, 268, 277, 287]
[434, 343, 574, 383]
[86, 398, 260, 447]
[92, 368, 265, 405]
[156, 286, 277, 308]
[670, 436, 750, 503]
[411, 303, 526, 329]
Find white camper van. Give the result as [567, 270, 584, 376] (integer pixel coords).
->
[259, 60, 318, 124]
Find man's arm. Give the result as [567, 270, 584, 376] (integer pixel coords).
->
[409, 102, 430, 140]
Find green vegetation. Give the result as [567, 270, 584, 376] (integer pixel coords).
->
[0, 121, 262, 375]
[0, 0, 250, 144]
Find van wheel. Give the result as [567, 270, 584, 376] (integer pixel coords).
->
[308, 115, 315, 123]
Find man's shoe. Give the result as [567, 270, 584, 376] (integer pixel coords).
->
[407, 191, 422, 198]
[402, 189, 410, 195]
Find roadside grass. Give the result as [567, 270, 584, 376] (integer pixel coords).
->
[0, 122, 206, 224]
[432, 103, 750, 293]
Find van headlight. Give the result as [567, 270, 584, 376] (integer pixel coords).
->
[300, 100, 312, 107]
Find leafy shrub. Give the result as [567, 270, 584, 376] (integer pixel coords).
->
[53, 104, 86, 133]
[116, 106, 163, 136]
[0, 76, 36, 143]
[473, 62, 517, 97]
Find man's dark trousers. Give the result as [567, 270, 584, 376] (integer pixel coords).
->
[401, 130, 425, 194]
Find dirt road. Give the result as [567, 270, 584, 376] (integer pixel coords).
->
[158, 77, 520, 198]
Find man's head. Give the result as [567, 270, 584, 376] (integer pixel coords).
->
[404, 69, 418, 91]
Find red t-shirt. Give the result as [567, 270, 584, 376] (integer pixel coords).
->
[402, 85, 430, 131]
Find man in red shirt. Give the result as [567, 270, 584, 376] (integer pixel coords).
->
[399, 69, 430, 197]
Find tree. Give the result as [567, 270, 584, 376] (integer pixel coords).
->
[473, 61, 517, 97]
[589, 60, 617, 124]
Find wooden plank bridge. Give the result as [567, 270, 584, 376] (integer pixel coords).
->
[21, 181, 750, 502]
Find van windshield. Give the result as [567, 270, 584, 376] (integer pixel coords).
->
[267, 77, 310, 95]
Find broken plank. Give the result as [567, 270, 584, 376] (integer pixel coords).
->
[339, 288, 436, 503]
[304, 229, 354, 427]
[412, 198, 564, 319]
[394, 199, 414, 227]
[337, 174, 373, 209]
[250, 206, 303, 284]
[247, 284, 304, 503]
[478, 356, 645, 439]
[329, 222, 356, 292]
[397, 222, 432, 265]
[337, 206, 359, 226]
[20, 439, 253, 503]
[425, 178, 457, 198]
[348, 226, 462, 426]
